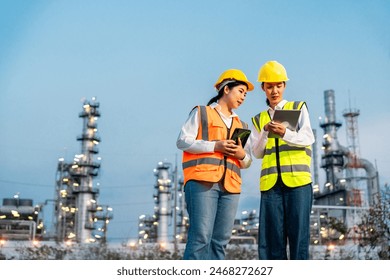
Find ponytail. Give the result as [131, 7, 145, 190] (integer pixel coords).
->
[207, 81, 248, 106]
[207, 92, 223, 106]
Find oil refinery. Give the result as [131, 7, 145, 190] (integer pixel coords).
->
[0, 91, 388, 259]
[1, 97, 112, 246]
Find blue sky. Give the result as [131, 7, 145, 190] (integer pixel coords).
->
[0, 0, 389, 243]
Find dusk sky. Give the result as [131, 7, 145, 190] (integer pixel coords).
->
[0, 0, 389, 242]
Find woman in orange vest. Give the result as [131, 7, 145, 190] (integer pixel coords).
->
[176, 69, 254, 259]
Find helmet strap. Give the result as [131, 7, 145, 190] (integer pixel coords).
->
[216, 79, 236, 92]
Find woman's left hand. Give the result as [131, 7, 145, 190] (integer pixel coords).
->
[215, 139, 245, 159]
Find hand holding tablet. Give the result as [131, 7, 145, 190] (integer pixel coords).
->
[231, 128, 251, 147]
[268, 109, 301, 138]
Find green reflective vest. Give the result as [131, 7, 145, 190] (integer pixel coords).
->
[252, 101, 312, 191]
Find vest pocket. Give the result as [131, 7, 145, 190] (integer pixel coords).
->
[226, 169, 242, 185]
[195, 164, 219, 172]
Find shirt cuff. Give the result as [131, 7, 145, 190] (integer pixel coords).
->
[240, 153, 249, 163]
[282, 128, 293, 142]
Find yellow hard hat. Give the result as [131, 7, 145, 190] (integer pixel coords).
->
[214, 69, 254, 91]
[258, 61, 289, 82]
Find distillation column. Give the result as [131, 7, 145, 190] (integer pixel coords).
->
[153, 162, 172, 245]
[75, 97, 101, 243]
[54, 97, 111, 244]
[320, 89, 346, 191]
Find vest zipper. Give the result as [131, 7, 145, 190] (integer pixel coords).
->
[221, 127, 230, 184]
[275, 138, 282, 178]
[275, 106, 284, 180]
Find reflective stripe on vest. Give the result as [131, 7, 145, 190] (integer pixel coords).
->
[251, 101, 312, 191]
[183, 157, 241, 175]
[182, 105, 245, 193]
[264, 144, 312, 157]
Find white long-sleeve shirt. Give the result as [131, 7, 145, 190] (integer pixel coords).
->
[176, 102, 252, 169]
[250, 99, 315, 159]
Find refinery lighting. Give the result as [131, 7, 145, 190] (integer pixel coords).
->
[128, 241, 136, 248]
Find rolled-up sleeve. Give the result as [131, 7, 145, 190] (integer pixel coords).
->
[250, 122, 269, 159]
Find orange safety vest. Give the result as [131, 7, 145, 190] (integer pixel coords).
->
[182, 105, 247, 193]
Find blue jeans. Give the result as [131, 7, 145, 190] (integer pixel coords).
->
[183, 180, 240, 260]
[258, 180, 313, 260]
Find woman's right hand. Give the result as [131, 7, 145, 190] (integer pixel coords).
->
[214, 139, 240, 157]
[267, 121, 286, 137]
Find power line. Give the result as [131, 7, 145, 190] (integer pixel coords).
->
[105, 201, 154, 207]
[0, 178, 152, 189]
[0, 179, 53, 188]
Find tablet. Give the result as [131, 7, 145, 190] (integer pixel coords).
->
[231, 128, 251, 147]
[269, 109, 301, 138]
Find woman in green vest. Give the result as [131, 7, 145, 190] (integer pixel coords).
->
[250, 61, 315, 260]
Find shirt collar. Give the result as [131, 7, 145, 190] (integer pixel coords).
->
[268, 100, 288, 112]
[210, 102, 238, 118]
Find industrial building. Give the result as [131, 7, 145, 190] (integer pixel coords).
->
[0, 195, 43, 241]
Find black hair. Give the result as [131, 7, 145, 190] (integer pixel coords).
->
[207, 81, 248, 106]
